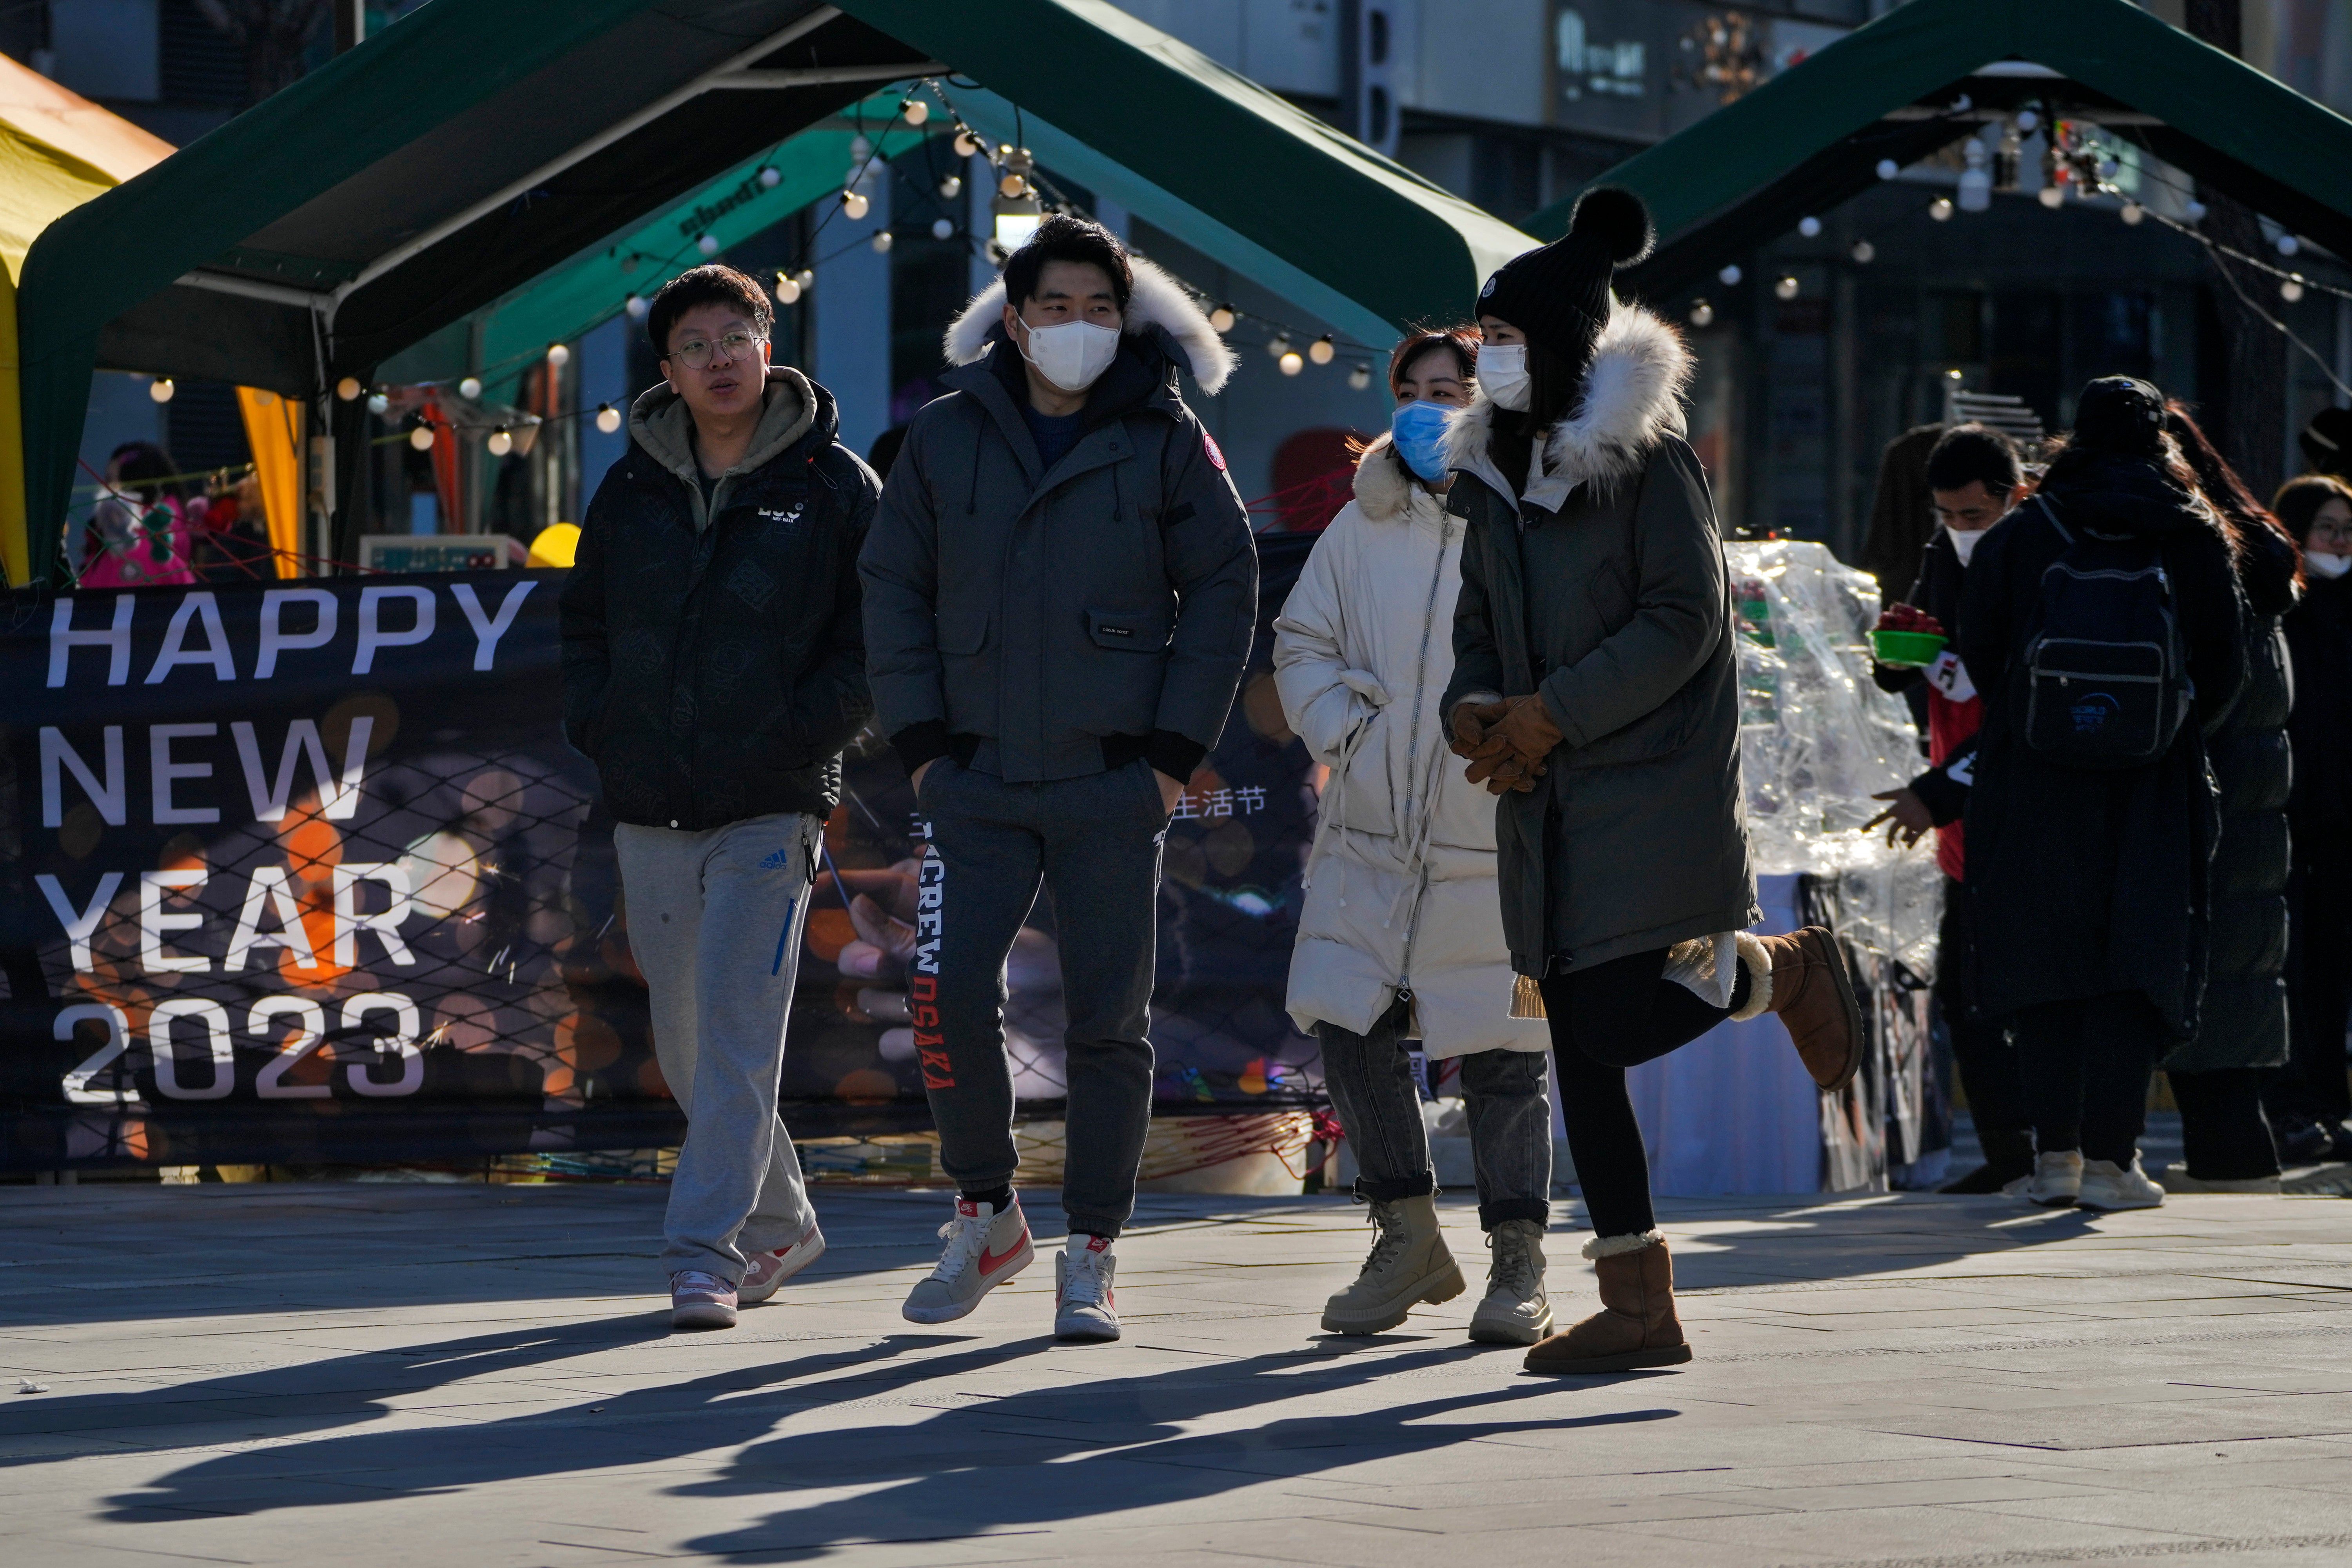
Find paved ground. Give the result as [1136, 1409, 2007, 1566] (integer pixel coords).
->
[4, 1181, 2352, 1566]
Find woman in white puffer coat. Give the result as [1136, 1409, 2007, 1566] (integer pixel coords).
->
[1274, 328, 1554, 1348]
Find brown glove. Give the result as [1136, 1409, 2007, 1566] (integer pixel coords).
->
[1492, 692, 1566, 763]
[1449, 699, 1507, 758]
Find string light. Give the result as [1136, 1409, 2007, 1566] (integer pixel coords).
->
[1718, 263, 1742, 285]
[1209, 304, 1236, 332]
[1774, 275, 1800, 300]
[842, 190, 869, 221]
[1266, 332, 1291, 359]
[1308, 335, 1336, 365]
[900, 97, 929, 126]
[931, 217, 955, 240]
[2037, 184, 2065, 209]
[1850, 239, 1876, 263]
[1929, 197, 1955, 221]
[367, 392, 390, 415]
[2282, 276, 2306, 303]
[595, 403, 622, 434]
[2278, 233, 2301, 256]
[2120, 202, 2145, 225]
[625, 294, 648, 319]
[758, 166, 780, 189]
[2185, 199, 2208, 221]
[336, 375, 363, 401]
[697, 232, 720, 256]
[793, 268, 815, 293]
[953, 128, 982, 157]
[1347, 362, 1373, 390]
[458, 376, 483, 400]
[1278, 349, 1304, 376]
[148, 377, 174, 403]
[1797, 215, 1822, 238]
[996, 172, 1027, 199]
[871, 229, 894, 254]
[1690, 299, 1715, 327]
[1875, 158, 1900, 180]
[486, 427, 514, 457]
[410, 425, 434, 450]
[938, 174, 961, 200]
[545, 343, 570, 368]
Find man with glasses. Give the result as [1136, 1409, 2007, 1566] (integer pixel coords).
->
[560, 264, 878, 1330]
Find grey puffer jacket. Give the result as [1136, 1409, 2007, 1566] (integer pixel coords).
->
[860, 257, 1257, 785]
[1439, 303, 1759, 977]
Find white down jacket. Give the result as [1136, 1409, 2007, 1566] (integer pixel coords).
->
[1273, 435, 1550, 1057]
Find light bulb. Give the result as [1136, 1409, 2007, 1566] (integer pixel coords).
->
[1851, 239, 1876, 263]
[486, 427, 514, 457]
[1278, 350, 1304, 376]
[410, 425, 434, 451]
[2037, 184, 2065, 209]
[2015, 108, 2040, 133]
[1876, 158, 1900, 180]
[1308, 336, 1335, 365]
[901, 98, 929, 126]
[997, 173, 1026, 199]
[336, 375, 363, 401]
[758, 166, 780, 189]
[1946, 367, 1965, 381]
[148, 376, 175, 403]
[625, 293, 648, 319]
[953, 128, 982, 158]
[595, 404, 621, 434]
[2184, 199, 2209, 221]
[1774, 275, 1799, 301]
[546, 342, 570, 368]
[1929, 197, 1955, 221]
[871, 229, 894, 254]
[794, 269, 815, 292]
[2282, 277, 2306, 303]
[458, 376, 483, 400]
[1718, 263, 1742, 286]
[1347, 362, 1372, 391]
[1209, 304, 1236, 333]
[1267, 333, 1291, 358]
[774, 272, 801, 304]
[697, 232, 719, 256]
[1690, 300, 1715, 327]
[2120, 203, 2145, 226]
[1797, 215, 1822, 238]
[931, 217, 954, 241]
[842, 190, 869, 220]
[2278, 232, 2301, 256]
[367, 392, 390, 415]
[938, 174, 961, 200]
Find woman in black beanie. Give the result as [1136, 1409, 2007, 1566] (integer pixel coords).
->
[1441, 187, 1865, 1375]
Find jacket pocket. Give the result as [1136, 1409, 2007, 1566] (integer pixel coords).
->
[1564, 684, 1698, 770]
[935, 609, 990, 656]
[1087, 606, 1173, 652]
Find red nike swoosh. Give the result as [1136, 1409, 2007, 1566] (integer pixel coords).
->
[979, 1234, 1027, 1274]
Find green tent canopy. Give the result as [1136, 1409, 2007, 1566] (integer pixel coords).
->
[15, 0, 1531, 583]
[1526, 0, 2352, 297]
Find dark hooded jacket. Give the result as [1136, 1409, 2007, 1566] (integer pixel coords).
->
[860, 257, 1256, 785]
[1439, 303, 1758, 976]
[1958, 452, 2247, 1035]
[2168, 524, 2300, 1071]
[559, 367, 877, 831]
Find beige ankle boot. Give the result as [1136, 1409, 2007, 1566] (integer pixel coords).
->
[1321, 1194, 1465, 1335]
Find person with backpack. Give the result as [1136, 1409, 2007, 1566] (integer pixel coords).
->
[1441, 187, 1865, 1376]
[1862, 424, 2032, 1194]
[1958, 376, 2247, 1212]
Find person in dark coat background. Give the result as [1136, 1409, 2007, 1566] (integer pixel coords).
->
[1440, 187, 1864, 1377]
[2271, 472, 2352, 1161]
[2161, 406, 2299, 1192]
[1959, 376, 2247, 1213]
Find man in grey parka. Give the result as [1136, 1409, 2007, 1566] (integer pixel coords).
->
[860, 216, 1255, 1342]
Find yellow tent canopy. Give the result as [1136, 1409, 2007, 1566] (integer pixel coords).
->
[0, 54, 174, 584]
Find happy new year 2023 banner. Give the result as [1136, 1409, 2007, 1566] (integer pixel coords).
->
[0, 549, 1324, 1172]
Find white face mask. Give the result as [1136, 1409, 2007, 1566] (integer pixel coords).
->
[1019, 318, 1121, 392]
[2308, 550, 2352, 579]
[1946, 524, 1987, 566]
[1479, 344, 1530, 411]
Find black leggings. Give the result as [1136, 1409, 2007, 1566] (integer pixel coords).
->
[1543, 946, 1749, 1240]
[2169, 1067, 2280, 1180]
[2011, 992, 2160, 1166]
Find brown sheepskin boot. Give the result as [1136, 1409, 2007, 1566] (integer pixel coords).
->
[1522, 1232, 1692, 1374]
[1735, 926, 1863, 1093]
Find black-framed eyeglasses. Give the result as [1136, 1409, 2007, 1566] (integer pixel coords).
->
[670, 329, 766, 370]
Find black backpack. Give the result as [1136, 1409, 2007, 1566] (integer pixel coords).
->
[2018, 496, 2191, 769]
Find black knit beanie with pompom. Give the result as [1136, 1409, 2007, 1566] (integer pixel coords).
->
[1474, 186, 1655, 359]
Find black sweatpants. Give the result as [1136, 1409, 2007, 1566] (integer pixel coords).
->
[2011, 991, 2161, 1166]
[2278, 865, 2352, 1129]
[1541, 946, 1751, 1240]
[2169, 1068, 2280, 1180]
[1938, 878, 2028, 1142]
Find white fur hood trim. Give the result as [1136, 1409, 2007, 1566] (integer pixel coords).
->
[941, 253, 1237, 395]
[1442, 301, 1692, 491]
[1349, 432, 1414, 521]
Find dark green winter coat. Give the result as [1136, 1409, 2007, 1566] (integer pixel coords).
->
[1439, 305, 1758, 977]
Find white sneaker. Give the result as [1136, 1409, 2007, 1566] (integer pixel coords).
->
[669, 1270, 737, 1331]
[1054, 1234, 1120, 1342]
[738, 1222, 826, 1305]
[2004, 1150, 2083, 1207]
[2078, 1155, 2165, 1210]
[1468, 1219, 1552, 1346]
[902, 1197, 1033, 1324]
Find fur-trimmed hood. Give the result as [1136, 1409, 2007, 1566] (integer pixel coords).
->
[1348, 432, 1451, 528]
[1443, 301, 1691, 499]
[942, 253, 1237, 394]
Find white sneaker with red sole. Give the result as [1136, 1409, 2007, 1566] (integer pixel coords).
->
[902, 1197, 1033, 1324]
[738, 1223, 826, 1305]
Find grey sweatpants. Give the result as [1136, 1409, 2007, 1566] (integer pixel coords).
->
[614, 812, 820, 1282]
[915, 758, 1165, 1239]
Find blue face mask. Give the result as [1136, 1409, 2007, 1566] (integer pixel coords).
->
[1390, 399, 1454, 483]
